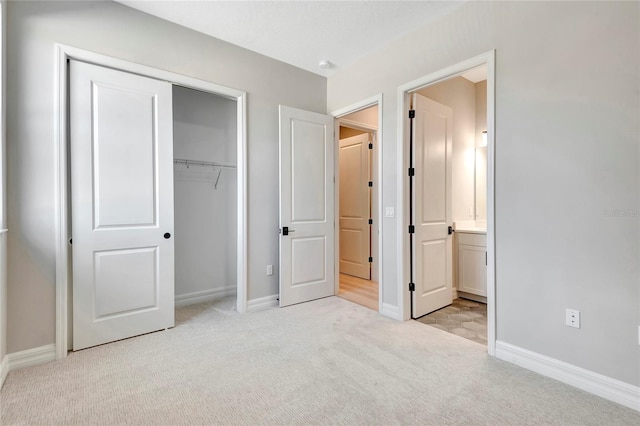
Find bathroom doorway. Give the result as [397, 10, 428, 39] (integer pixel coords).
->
[398, 51, 495, 355]
[406, 63, 491, 346]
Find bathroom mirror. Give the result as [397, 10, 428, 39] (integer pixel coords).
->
[475, 146, 487, 221]
[473, 79, 488, 224]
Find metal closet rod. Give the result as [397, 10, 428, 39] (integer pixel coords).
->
[173, 158, 237, 169]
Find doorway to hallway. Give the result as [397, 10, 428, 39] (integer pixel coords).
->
[335, 103, 380, 312]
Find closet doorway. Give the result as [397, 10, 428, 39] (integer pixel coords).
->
[55, 45, 247, 357]
[335, 104, 380, 312]
[173, 86, 238, 309]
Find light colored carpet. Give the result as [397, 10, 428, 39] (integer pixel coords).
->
[1, 296, 638, 425]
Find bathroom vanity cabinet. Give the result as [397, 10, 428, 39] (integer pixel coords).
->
[456, 231, 487, 297]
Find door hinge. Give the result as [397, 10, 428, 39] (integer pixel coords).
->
[408, 168, 415, 177]
[408, 225, 415, 234]
[409, 283, 415, 292]
[368, 142, 373, 150]
[486, 251, 488, 266]
[368, 256, 373, 263]
[448, 226, 454, 235]
[368, 218, 373, 225]
[409, 110, 415, 119]
[368, 181, 373, 187]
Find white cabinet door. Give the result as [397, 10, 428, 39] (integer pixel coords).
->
[279, 105, 335, 307]
[412, 94, 453, 318]
[70, 60, 174, 350]
[457, 233, 487, 296]
[339, 133, 371, 279]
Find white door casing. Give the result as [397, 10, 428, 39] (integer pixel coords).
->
[70, 60, 174, 350]
[412, 93, 453, 317]
[339, 133, 371, 279]
[279, 105, 335, 307]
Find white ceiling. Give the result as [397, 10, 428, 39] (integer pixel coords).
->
[116, 0, 466, 77]
[460, 65, 487, 83]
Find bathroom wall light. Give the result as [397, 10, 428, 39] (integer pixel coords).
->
[481, 130, 488, 147]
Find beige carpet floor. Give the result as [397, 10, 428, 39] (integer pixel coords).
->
[1, 296, 639, 425]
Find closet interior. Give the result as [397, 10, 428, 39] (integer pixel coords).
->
[172, 86, 237, 306]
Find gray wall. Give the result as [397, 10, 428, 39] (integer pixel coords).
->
[328, 1, 639, 386]
[6, 1, 326, 353]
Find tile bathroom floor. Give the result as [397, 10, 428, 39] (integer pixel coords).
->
[415, 298, 487, 345]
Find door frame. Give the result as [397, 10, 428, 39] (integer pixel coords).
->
[331, 94, 383, 313]
[396, 51, 496, 355]
[54, 44, 248, 359]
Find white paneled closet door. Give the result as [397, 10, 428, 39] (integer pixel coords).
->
[70, 60, 175, 350]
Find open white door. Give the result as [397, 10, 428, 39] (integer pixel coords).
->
[70, 60, 174, 350]
[279, 105, 335, 307]
[339, 133, 371, 279]
[412, 93, 453, 318]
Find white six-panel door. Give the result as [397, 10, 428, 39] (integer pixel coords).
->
[279, 105, 335, 307]
[412, 93, 453, 318]
[70, 60, 175, 350]
[339, 133, 371, 279]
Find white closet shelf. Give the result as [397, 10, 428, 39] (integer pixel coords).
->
[174, 158, 236, 169]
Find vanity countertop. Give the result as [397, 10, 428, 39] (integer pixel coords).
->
[453, 221, 486, 234]
[455, 227, 486, 234]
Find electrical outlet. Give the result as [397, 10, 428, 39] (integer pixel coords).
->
[266, 264, 273, 276]
[566, 309, 580, 328]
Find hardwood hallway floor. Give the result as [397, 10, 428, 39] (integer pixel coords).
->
[338, 273, 378, 311]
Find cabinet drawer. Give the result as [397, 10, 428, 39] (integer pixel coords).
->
[457, 232, 486, 247]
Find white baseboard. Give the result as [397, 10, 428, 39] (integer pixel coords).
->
[7, 344, 56, 373]
[381, 303, 402, 320]
[247, 294, 278, 312]
[175, 286, 236, 308]
[495, 340, 640, 412]
[0, 354, 8, 389]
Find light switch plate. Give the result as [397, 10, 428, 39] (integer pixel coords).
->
[385, 207, 395, 218]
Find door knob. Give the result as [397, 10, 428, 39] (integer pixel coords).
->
[164, 233, 171, 239]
